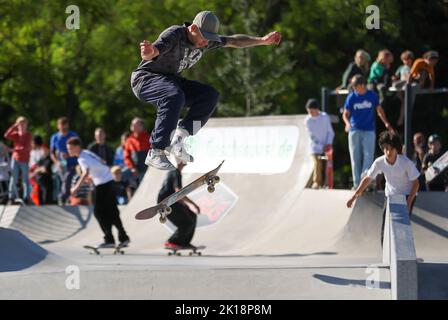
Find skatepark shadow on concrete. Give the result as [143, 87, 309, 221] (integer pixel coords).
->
[418, 263, 448, 299]
[0, 228, 47, 272]
[203, 252, 338, 258]
[313, 273, 391, 290]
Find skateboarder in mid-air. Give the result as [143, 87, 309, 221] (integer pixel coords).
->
[131, 11, 281, 170]
[158, 160, 200, 250]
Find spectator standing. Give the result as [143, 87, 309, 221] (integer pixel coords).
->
[111, 166, 130, 205]
[50, 117, 78, 204]
[422, 134, 447, 191]
[87, 128, 115, 166]
[412, 132, 428, 191]
[124, 118, 151, 192]
[304, 99, 335, 189]
[4, 117, 33, 204]
[342, 75, 395, 188]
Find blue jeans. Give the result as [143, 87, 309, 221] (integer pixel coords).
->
[9, 159, 30, 200]
[348, 130, 376, 188]
[131, 73, 220, 149]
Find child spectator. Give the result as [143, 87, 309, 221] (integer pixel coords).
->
[30, 145, 55, 205]
[368, 49, 394, 105]
[29, 135, 46, 168]
[111, 166, 129, 205]
[422, 134, 447, 191]
[407, 51, 439, 89]
[392, 50, 414, 85]
[304, 99, 335, 189]
[342, 75, 395, 188]
[114, 132, 130, 168]
[392, 50, 414, 126]
[87, 128, 114, 166]
[4, 117, 33, 204]
[347, 131, 419, 244]
[69, 165, 93, 206]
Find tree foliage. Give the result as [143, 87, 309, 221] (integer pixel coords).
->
[1, 0, 447, 186]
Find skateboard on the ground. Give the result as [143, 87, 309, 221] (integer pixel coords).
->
[83, 243, 127, 255]
[425, 150, 448, 184]
[165, 245, 206, 256]
[135, 160, 224, 223]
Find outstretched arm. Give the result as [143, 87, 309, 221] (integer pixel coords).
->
[346, 176, 372, 208]
[224, 31, 281, 48]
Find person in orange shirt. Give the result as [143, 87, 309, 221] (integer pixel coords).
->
[407, 51, 439, 89]
[124, 118, 151, 193]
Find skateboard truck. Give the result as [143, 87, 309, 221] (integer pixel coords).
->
[158, 206, 172, 224]
[206, 175, 220, 193]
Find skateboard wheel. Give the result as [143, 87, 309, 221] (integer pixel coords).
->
[177, 252, 181, 256]
[165, 207, 172, 214]
[159, 216, 167, 224]
[189, 252, 193, 256]
[207, 185, 215, 193]
[168, 252, 172, 256]
[198, 252, 202, 256]
[213, 176, 220, 184]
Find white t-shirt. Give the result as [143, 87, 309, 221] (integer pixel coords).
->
[367, 154, 420, 196]
[304, 112, 335, 154]
[29, 148, 45, 167]
[77, 150, 113, 186]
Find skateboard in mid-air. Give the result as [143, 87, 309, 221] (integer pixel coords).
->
[165, 245, 206, 256]
[425, 150, 448, 185]
[83, 243, 127, 255]
[135, 160, 224, 223]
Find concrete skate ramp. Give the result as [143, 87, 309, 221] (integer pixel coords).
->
[2, 206, 93, 245]
[117, 115, 382, 257]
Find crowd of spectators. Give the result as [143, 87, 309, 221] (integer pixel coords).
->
[0, 117, 151, 205]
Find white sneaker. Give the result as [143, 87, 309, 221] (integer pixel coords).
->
[166, 140, 194, 163]
[96, 242, 115, 249]
[145, 149, 175, 171]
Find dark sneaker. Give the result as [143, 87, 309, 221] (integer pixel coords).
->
[145, 149, 175, 171]
[119, 240, 130, 248]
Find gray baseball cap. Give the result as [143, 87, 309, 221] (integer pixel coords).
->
[192, 11, 221, 43]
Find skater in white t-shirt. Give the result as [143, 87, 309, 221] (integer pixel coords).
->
[346, 131, 420, 244]
[67, 137, 130, 248]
